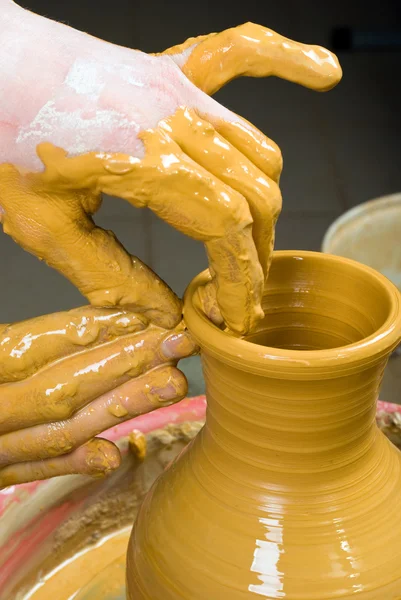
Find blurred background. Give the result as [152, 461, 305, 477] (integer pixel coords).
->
[2, 0, 401, 397]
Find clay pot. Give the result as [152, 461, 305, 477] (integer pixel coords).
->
[127, 251, 401, 599]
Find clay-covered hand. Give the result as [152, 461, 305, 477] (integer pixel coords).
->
[0, 1, 342, 334]
[0, 307, 196, 488]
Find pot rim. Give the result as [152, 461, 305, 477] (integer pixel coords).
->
[183, 250, 401, 378]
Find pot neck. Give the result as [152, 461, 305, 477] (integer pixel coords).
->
[201, 353, 387, 475]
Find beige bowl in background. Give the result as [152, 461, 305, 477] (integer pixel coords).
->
[322, 192, 401, 289]
[322, 192, 401, 404]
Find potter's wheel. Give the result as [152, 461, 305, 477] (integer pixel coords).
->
[26, 529, 129, 600]
[73, 550, 126, 599]
[0, 419, 204, 600]
[0, 399, 206, 600]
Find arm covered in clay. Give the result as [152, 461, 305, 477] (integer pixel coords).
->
[0, 2, 342, 335]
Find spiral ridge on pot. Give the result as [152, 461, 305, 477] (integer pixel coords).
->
[127, 251, 401, 599]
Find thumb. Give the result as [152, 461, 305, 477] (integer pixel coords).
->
[161, 22, 342, 96]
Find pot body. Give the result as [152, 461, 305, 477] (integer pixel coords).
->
[127, 251, 401, 599]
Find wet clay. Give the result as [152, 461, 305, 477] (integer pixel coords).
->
[0, 108, 281, 335]
[0, 307, 195, 486]
[163, 22, 342, 95]
[129, 430, 147, 462]
[0, 307, 148, 384]
[127, 251, 401, 599]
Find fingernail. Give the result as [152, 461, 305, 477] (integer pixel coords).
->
[161, 332, 198, 360]
[85, 441, 121, 476]
[157, 384, 180, 405]
[146, 367, 188, 406]
[157, 376, 187, 406]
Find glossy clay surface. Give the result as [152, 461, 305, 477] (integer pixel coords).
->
[127, 251, 401, 599]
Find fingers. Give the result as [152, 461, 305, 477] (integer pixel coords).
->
[205, 228, 264, 333]
[163, 108, 282, 279]
[0, 325, 196, 434]
[196, 282, 224, 328]
[30, 127, 263, 334]
[167, 22, 342, 95]
[0, 366, 187, 469]
[0, 438, 121, 488]
[214, 118, 283, 185]
[14, 106, 275, 333]
[194, 89, 284, 184]
[0, 307, 148, 384]
[138, 127, 264, 333]
[0, 135, 263, 333]
[0, 162, 182, 329]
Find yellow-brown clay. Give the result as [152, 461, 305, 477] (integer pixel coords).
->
[0, 320, 178, 437]
[129, 430, 147, 462]
[162, 22, 342, 95]
[127, 252, 401, 599]
[108, 402, 129, 418]
[83, 437, 121, 478]
[0, 307, 147, 383]
[0, 306, 196, 487]
[0, 107, 280, 334]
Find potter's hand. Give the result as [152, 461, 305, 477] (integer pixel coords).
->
[0, 4, 342, 334]
[0, 307, 195, 488]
